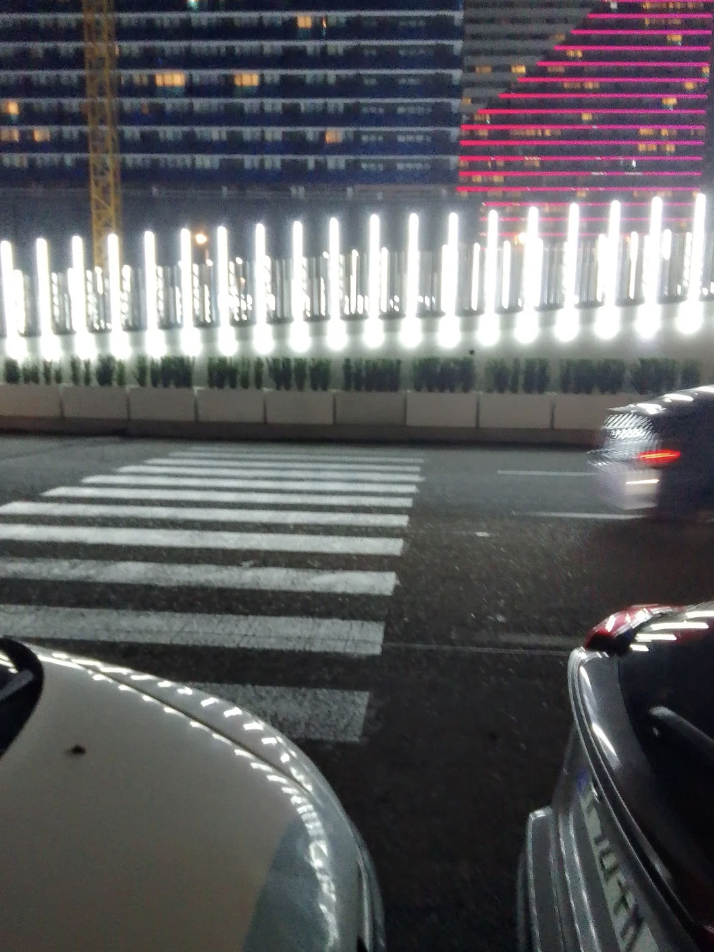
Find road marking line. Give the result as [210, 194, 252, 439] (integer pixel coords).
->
[0, 558, 397, 594]
[121, 464, 424, 484]
[191, 684, 370, 743]
[525, 511, 637, 520]
[45, 486, 414, 509]
[85, 475, 418, 495]
[3, 604, 384, 655]
[157, 457, 422, 474]
[174, 450, 423, 464]
[1, 501, 409, 529]
[497, 470, 593, 477]
[0, 523, 404, 556]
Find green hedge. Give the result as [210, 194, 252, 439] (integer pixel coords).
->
[342, 358, 401, 392]
[412, 357, 476, 393]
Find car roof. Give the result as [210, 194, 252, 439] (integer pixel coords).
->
[610, 386, 714, 418]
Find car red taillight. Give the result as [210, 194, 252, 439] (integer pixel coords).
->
[585, 604, 683, 653]
[636, 449, 681, 466]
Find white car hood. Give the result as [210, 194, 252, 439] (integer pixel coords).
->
[0, 645, 362, 952]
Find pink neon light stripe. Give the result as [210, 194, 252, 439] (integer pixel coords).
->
[456, 185, 697, 191]
[458, 155, 703, 161]
[586, 12, 712, 16]
[478, 109, 706, 114]
[571, 28, 711, 33]
[553, 44, 710, 49]
[460, 124, 705, 130]
[498, 92, 706, 98]
[517, 76, 706, 83]
[459, 139, 704, 146]
[459, 169, 701, 176]
[478, 201, 696, 207]
[536, 61, 710, 67]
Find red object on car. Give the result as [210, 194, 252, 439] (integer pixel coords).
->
[585, 604, 682, 652]
[636, 448, 681, 465]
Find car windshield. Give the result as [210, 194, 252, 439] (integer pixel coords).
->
[0, 643, 42, 756]
[620, 611, 714, 864]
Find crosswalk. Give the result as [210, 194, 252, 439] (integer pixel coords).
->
[0, 445, 423, 744]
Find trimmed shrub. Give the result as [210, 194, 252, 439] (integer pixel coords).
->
[82, 359, 92, 387]
[522, 358, 550, 395]
[630, 358, 677, 396]
[342, 358, 353, 392]
[309, 358, 331, 391]
[508, 358, 521, 394]
[95, 354, 116, 387]
[149, 358, 161, 388]
[294, 358, 308, 392]
[42, 360, 53, 385]
[268, 357, 292, 390]
[238, 358, 251, 389]
[134, 355, 148, 387]
[559, 359, 574, 394]
[485, 359, 509, 394]
[595, 359, 626, 395]
[53, 362, 63, 385]
[457, 357, 476, 393]
[70, 356, 82, 386]
[115, 360, 126, 387]
[254, 358, 264, 390]
[21, 361, 40, 385]
[4, 358, 20, 384]
[680, 360, 701, 390]
[573, 359, 597, 395]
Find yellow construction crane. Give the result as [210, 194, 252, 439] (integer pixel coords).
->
[82, 0, 122, 272]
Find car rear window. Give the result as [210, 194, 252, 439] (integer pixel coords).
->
[0, 646, 42, 756]
[619, 621, 714, 863]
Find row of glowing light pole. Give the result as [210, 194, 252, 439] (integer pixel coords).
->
[0, 195, 709, 363]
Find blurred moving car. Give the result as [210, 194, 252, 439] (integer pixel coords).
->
[589, 386, 714, 518]
[518, 601, 714, 952]
[0, 638, 385, 952]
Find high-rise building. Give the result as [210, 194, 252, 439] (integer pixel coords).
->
[0, 0, 463, 199]
[459, 0, 713, 234]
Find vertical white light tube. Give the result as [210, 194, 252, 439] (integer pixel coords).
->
[364, 213, 383, 349]
[179, 227, 199, 355]
[253, 222, 272, 354]
[143, 230, 163, 357]
[438, 212, 460, 348]
[501, 240, 511, 310]
[555, 202, 580, 342]
[400, 212, 421, 348]
[380, 246, 389, 316]
[478, 209, 499, 345]
[636, 196, 663, 338]
[106, 232, 126, 358]
[289, 220, 308, 352]
[688, 192, 706, 302]
[327, 216, 345, 351]
[594, 200, 622, 340]
[470, 242, 481, 312]
[1, 240, 22, 359]
[677, 192, 706, 334]
[35, 237, 56, 359]
[562, 202, 579, 310]
[70, 235, 92, 359]
[595, 234, 608, 304]
[628, 231, 639, 301]
[515, 206, 540, 343]
[216, 225, 235, 355]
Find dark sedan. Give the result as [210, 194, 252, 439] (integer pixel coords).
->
[519, 601, 714, 952]
[589, 387, 714, 518]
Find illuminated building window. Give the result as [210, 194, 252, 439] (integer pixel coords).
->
[325, 128, 342, 144]
[584, 81, 600, 90]
[477, 129, 488, 137]
[547, 66, 565, 74]
[564, 81, 582, 90]
[638, 142, 657, 152]
[567, 50, 583, 59]
[234, 72, 259, 87]
[639, 127, 655, 136]
[666, 33, 683, 42]
[684, 82, 696, 91]
[475, 65, 492, 74]
[553, 34, 565, 42]
[511, 64, 526, 75]
[0, 128, 18, 142]
[704, 66, 710, 76]
[33, 127, 50, 142]
[297, 15, 312, 28]
[664, 143, 676, 152]
[155, 72, 185, 87]
[134, 74, 149, 86]
[581, 113, 592, 121]
[1, 100, 19, 116]
[524, 158, 541, 168]
[662, 96, 677, 106]
[576, 190, 587, 198]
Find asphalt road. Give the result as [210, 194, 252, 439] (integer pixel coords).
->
[1, 436, 713, 951]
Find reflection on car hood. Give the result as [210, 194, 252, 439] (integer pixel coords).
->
[0, 645, 362, 952]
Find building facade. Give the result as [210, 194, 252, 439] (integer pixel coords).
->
[459, 0, 713, 234]
[0, 0, 463, 199]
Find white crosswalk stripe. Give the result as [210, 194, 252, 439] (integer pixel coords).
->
[102, 472, 418, 493]
[0, 501, 409, 529]
[44, 485, 415, 508]
[0, 445, 424, 743]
